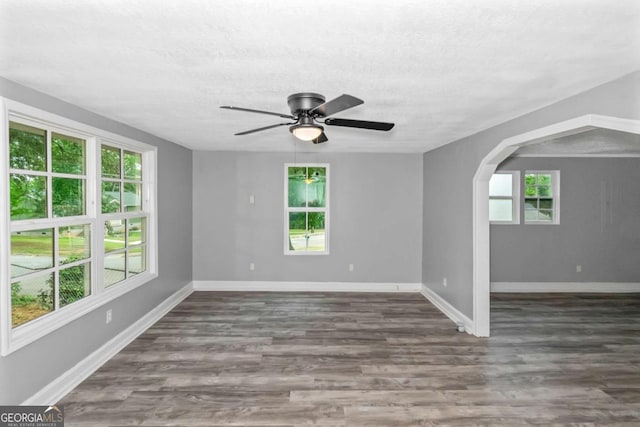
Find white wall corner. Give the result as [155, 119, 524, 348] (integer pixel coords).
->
[420, 283, 474, 334]
[22, 282, 194, 405]
[491, 282, 640, 293]
[192, 281, 422, 293]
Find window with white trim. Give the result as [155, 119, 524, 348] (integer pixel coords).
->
[1, 98, 157, 355]
[285, 164, 329, 254]
[489, 171, 520, 224]
[8, 121, 93, 328]
[524, 170, 560, 224]
[101, 144, 147, 287]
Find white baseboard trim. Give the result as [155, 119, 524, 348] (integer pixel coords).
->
[192, 280, 422, 293]
[491, 282, 640, 293]
[22, 282, 194, 405]
[420, 284, 474, 334]
[193, 281, 475, 334]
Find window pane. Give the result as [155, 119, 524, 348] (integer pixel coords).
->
[11, 229, 54, 278]
[104, 253, 125, 287]
[128, 246, 146, 276]
[9, 122, 47, 171]
[538, 185, 552, 197]
[489, 174, 512, 197]
[288, 212, 326, 252]
[524, 185, 537, 197]
[538, 174, 552, 185]
[123, 183, 142, 212]
[307, 167, 326, 208]
[59, 263, 91, 307]
[10, 174, 47, 220]
[128, 217, 146, 245]
[489, 199, 513, 222]
[104, 220, 126, 252]
[524, 198, 538, 209]
[288, 167, 307, 207]
[288, 212, 307, 251]
[539, 199, 553, 210]
[101, 145, 121, 179]
[102, 181, 121, 213]
[52, 177, 85, 217]
[124, 151, 142, 180]
[539, 210, 553, 221]
[524, 209, 539, 222]
[59, 224, 91, 264]
[524, 172, 557, 224]
[11, 273, 54, 328]
[307, 212, 326, 252]
[52, 133, 85, 175]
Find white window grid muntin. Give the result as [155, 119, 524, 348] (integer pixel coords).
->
[489, 171, 520, 224]
[99, 143, 144, 215]
[524, 170, 560, 224]
[1, 97, 158, 355]
[102, 216, 148, 288]
[8, 116, 97, 326]
[8, 116, 95, 223]
[99, 141, 148, 289]
[284, 163, 330, 255]
[10, 222, 95, 327]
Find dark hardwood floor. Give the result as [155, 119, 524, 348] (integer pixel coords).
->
[59, 292, 640, 426]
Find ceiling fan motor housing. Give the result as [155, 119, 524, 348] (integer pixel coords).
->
[287, 93, 326, 115]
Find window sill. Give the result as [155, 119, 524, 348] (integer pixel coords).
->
[2, 271, 157, 356]
[284, 251, 330, 256]
[524, 221, 560, 225]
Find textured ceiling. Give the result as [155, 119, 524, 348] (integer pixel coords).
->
[1, 0, 639, 153]
[514, 129, 640, 157]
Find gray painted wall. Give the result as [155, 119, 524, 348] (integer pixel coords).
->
[422, 71, 640, 318]
[0, 78, 193, 404]
[193, 151, 423, 283]
[2, 71, 638, 403]
[491, 156, 640, 283]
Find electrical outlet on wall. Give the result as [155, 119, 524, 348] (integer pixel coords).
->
[576, 265, 582, 273]
[443, 277, 448, 287]
[348, 263, 354, 272]
[106, 309, 112, 324]
[249, 263, 255, 271]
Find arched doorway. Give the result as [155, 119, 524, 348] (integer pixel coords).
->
[472, 115, 640, 336]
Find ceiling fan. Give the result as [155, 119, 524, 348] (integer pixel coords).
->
[221, 93, 394, 144]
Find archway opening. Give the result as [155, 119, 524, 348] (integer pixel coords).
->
[472, 115, 640, 336]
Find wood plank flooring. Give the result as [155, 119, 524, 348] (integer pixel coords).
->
[59, 292, 640, 426]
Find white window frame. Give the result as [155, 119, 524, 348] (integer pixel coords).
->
[489, 171, 520, 224]
[99, 141, 149, 289]
[0, 98, 158, 356]
[284, 163, 330, 255]
[523, 170, 560, 225]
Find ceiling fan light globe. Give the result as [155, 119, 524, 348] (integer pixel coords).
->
[290, 124, 323, 141]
